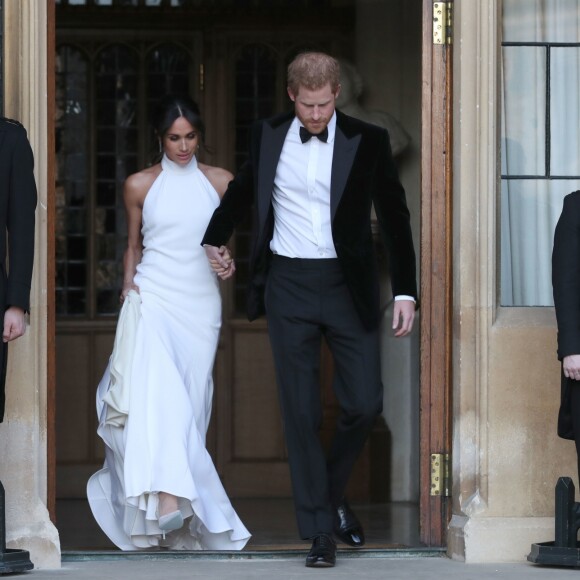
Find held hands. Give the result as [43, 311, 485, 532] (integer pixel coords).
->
[205, 245, 236, 280]
[3, 306, 26, 343]
[392, 300, 415, 337]
[563, 354, 580, 381]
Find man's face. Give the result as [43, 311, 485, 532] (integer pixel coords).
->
[288, 82, 341, 135]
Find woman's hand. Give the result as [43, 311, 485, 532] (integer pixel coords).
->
[120, 283, 140, 304]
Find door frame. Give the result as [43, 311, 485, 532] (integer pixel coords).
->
[419, 0, 453, 547]
[47, 0, 56, 523]
[46, 0, 454, 546]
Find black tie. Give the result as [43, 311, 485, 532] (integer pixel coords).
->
[299, 126, 328, 143]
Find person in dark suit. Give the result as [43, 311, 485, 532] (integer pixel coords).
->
[0, 118, 37, 423]
[202, 52, 417, 568]
[553, 190, 580, 479]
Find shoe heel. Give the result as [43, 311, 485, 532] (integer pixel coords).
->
[158, 510, 184, 538]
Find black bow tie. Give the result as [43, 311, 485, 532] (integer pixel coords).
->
[299, 126, 328, 143]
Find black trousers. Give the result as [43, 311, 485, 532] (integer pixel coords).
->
[265, 255, 383, 539]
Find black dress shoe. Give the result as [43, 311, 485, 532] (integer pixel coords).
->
[333, 499, 365, 547]
[305, 533, 336, 568]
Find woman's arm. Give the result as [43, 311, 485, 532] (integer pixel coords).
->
[120, 171, 154, 301]
[201, 164, 234, 199]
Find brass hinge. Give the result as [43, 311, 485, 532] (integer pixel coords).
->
[430, 452, 451, 497]
[433, 2, 453, 46]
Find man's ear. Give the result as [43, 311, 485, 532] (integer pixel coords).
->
[287, 87, 296, 102]
[334, 84, 342, 100]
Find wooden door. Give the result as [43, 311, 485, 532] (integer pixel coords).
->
[419, 0, 454, 546]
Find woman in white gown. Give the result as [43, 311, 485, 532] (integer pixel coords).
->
[87, 96, 250, 551]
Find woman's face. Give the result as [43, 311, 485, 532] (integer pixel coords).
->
[162, 116, 199, 165]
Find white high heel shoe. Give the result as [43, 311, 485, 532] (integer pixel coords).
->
[158, 510, 184, 539]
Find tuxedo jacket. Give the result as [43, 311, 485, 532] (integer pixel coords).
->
[0, 118, 37, 312]
[202, 109, 418, 331]
[0, 118, 37, 422]
[553, 191, 580, 439]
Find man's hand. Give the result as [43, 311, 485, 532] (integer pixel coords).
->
[563, 354, 580, 380]
[392, 300, 415, 337]
[3, 306, 26, 343]
[205, 245, 236, 280]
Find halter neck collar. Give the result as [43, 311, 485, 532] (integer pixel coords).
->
[161, 153, 198, 174]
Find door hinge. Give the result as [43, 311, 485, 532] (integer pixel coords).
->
[430, 452, 451, 497]
[433, 2, 453, 46]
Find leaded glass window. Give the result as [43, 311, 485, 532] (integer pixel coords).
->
[500, 0, 580, 306]
[232, 45, 277, 312]
[56, 42, 193, 318]
[56, 46, 90, 315]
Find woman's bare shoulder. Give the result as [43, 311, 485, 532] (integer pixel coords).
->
[126, 164, 162, 191]
[198, 163, 234, 198]
[124, 164, 162, 203]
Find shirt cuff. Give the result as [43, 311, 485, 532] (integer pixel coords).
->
[394, 295, 416, 303]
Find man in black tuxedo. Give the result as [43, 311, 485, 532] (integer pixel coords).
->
[0, 118, 37, 423]
[553, 190, 580, 478]
[202, 52, 417, 568]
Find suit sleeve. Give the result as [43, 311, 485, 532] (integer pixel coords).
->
[372, 128, 418, 302]
[552, 192, 580, 360]
[6, 128, 37, 312]
[201, 123, 261, 247]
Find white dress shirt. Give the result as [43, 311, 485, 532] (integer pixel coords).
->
[270, 114, 337, 259]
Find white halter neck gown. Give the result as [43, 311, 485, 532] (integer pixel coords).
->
[87, 155, 250, 550]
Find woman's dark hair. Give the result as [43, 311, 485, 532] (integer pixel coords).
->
[153, 94, 205, 142]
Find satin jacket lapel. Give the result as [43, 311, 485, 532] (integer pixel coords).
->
[331, 124, 360, 221]
[257, 116, 293, 230]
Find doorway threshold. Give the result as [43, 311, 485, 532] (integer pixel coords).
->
[58, 498, 424, 551]
[62, 547, 446, 562]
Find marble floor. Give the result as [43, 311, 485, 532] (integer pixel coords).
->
[56, 499, 421, 551]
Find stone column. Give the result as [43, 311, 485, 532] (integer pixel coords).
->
[0, 0, 60, 568]
[449, 0, 573, 562]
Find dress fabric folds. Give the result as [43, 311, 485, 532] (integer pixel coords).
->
[87, 154, 250, 551]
